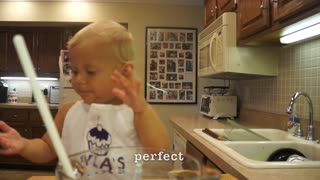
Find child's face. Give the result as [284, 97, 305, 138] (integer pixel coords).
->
[69, 39, 121, 104]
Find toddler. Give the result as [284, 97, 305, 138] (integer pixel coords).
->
[0, 20, 170, 168]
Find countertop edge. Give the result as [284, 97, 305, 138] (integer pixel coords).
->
[0, 103, 59, 110]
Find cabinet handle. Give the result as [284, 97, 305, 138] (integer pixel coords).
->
[211, 6, 218, 18]
[12, 114, 18, 118]
[271, 0, 278, 3]
[210, 9, 215, 17]
[260, 0, 268, 9]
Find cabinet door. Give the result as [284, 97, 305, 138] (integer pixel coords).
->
[30, 109, 57, 125]
[272, 0, 320, 23]
[0, 32, 7, 75]
[7, 30, 36, 76]
[29, 109, 58, 138]
[186, 141, 206, 165]
[31, 127, 46, 138]
[0, 109, 30, 138]
[173, 130, 187, 153]
[37, 29, 64, 77]
[63, 26, 84, 49]
[204, 0, 218, 27]
[217, 0, 236, 16]
[237, 0, 270, 40]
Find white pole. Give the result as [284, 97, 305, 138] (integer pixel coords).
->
[13, 34, 75, 179]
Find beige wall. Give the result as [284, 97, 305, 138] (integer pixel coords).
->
[0, 2, 223, 141]
[235, 37, 320, 122]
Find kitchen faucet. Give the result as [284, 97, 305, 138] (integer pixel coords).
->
[286, 92, 314, 141]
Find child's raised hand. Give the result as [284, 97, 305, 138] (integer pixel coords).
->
[111, 65, 146, 113]
[0, 121, 25, 155]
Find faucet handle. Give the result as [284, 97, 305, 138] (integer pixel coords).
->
[294, 123, 304, 138]
[305, 125, 314, 141]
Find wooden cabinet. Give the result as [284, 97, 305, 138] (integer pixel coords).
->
[1, 109, 30, 137]
[0, 32, 7, 74]
[204, 0, 237, 28]
[173, 129, 187, 154]
[204, 0, 218, 27]
[6, 30, 37, 76]
[37, 28, 65, 77]
[186, 141, 223, 173]
[237, 0, 320, 44]
[0, 107, 58, 167]
[272, 0, 320, 23]
[186, 141, 206, 165]
[217, 0, 237, 17]
[0, 28, 61, 77]
[0, 25, 85, 78]
[237, 0, 270, 40]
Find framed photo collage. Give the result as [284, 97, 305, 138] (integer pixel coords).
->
[145, 27, 197, 104]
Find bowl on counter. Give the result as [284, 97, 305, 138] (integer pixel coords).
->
[55, 146, 220, 180]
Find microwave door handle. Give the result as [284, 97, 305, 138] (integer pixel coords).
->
[209, 33, 217, 71]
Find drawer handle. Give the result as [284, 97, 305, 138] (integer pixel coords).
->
[12, 114, 18, 118]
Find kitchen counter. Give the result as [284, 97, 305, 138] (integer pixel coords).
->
[27, 174, 236, 180]
[0, 102, 59, 109]
[170, 114, 320, 180]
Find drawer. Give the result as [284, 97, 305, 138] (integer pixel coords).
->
[0, 109, 28, 125]
[31, 126, 46, 138]
[15, 127, 30, 138]
[30, 109, 57, 125]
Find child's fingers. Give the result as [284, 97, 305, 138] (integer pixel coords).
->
[111, 88, 126, 101]
[134, 80, 141, 94]
[122, 64, 134, 79]
[0, 136, 10, 154]
[0, 121, 11, 133]
[112, 70, 133, 91]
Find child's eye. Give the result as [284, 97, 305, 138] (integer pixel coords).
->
[71, 70, 78, 75]
[86, 70, 96, 75]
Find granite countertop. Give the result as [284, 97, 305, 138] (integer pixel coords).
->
[0, 102, 59, 109]
[170, 115, 320, 180]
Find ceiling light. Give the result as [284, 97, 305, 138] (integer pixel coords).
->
[280, 13, 320, 44]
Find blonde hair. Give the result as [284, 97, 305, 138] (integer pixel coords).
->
[67, 20, 134, 63]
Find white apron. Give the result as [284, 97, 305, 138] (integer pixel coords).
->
[61, 101, 142, 179]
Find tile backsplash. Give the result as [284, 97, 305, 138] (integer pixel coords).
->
[234, 37, 320, 121]
[3, 80, 59, 102]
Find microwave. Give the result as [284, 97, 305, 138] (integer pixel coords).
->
[198, 12, 279, 79]
[200, 95, 237, 118]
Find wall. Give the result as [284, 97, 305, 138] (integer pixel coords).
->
[235, 37, 320, 122]
[0, 2, 223, 141]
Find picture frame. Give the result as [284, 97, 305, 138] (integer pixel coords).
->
[145, 27, 197, 104]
